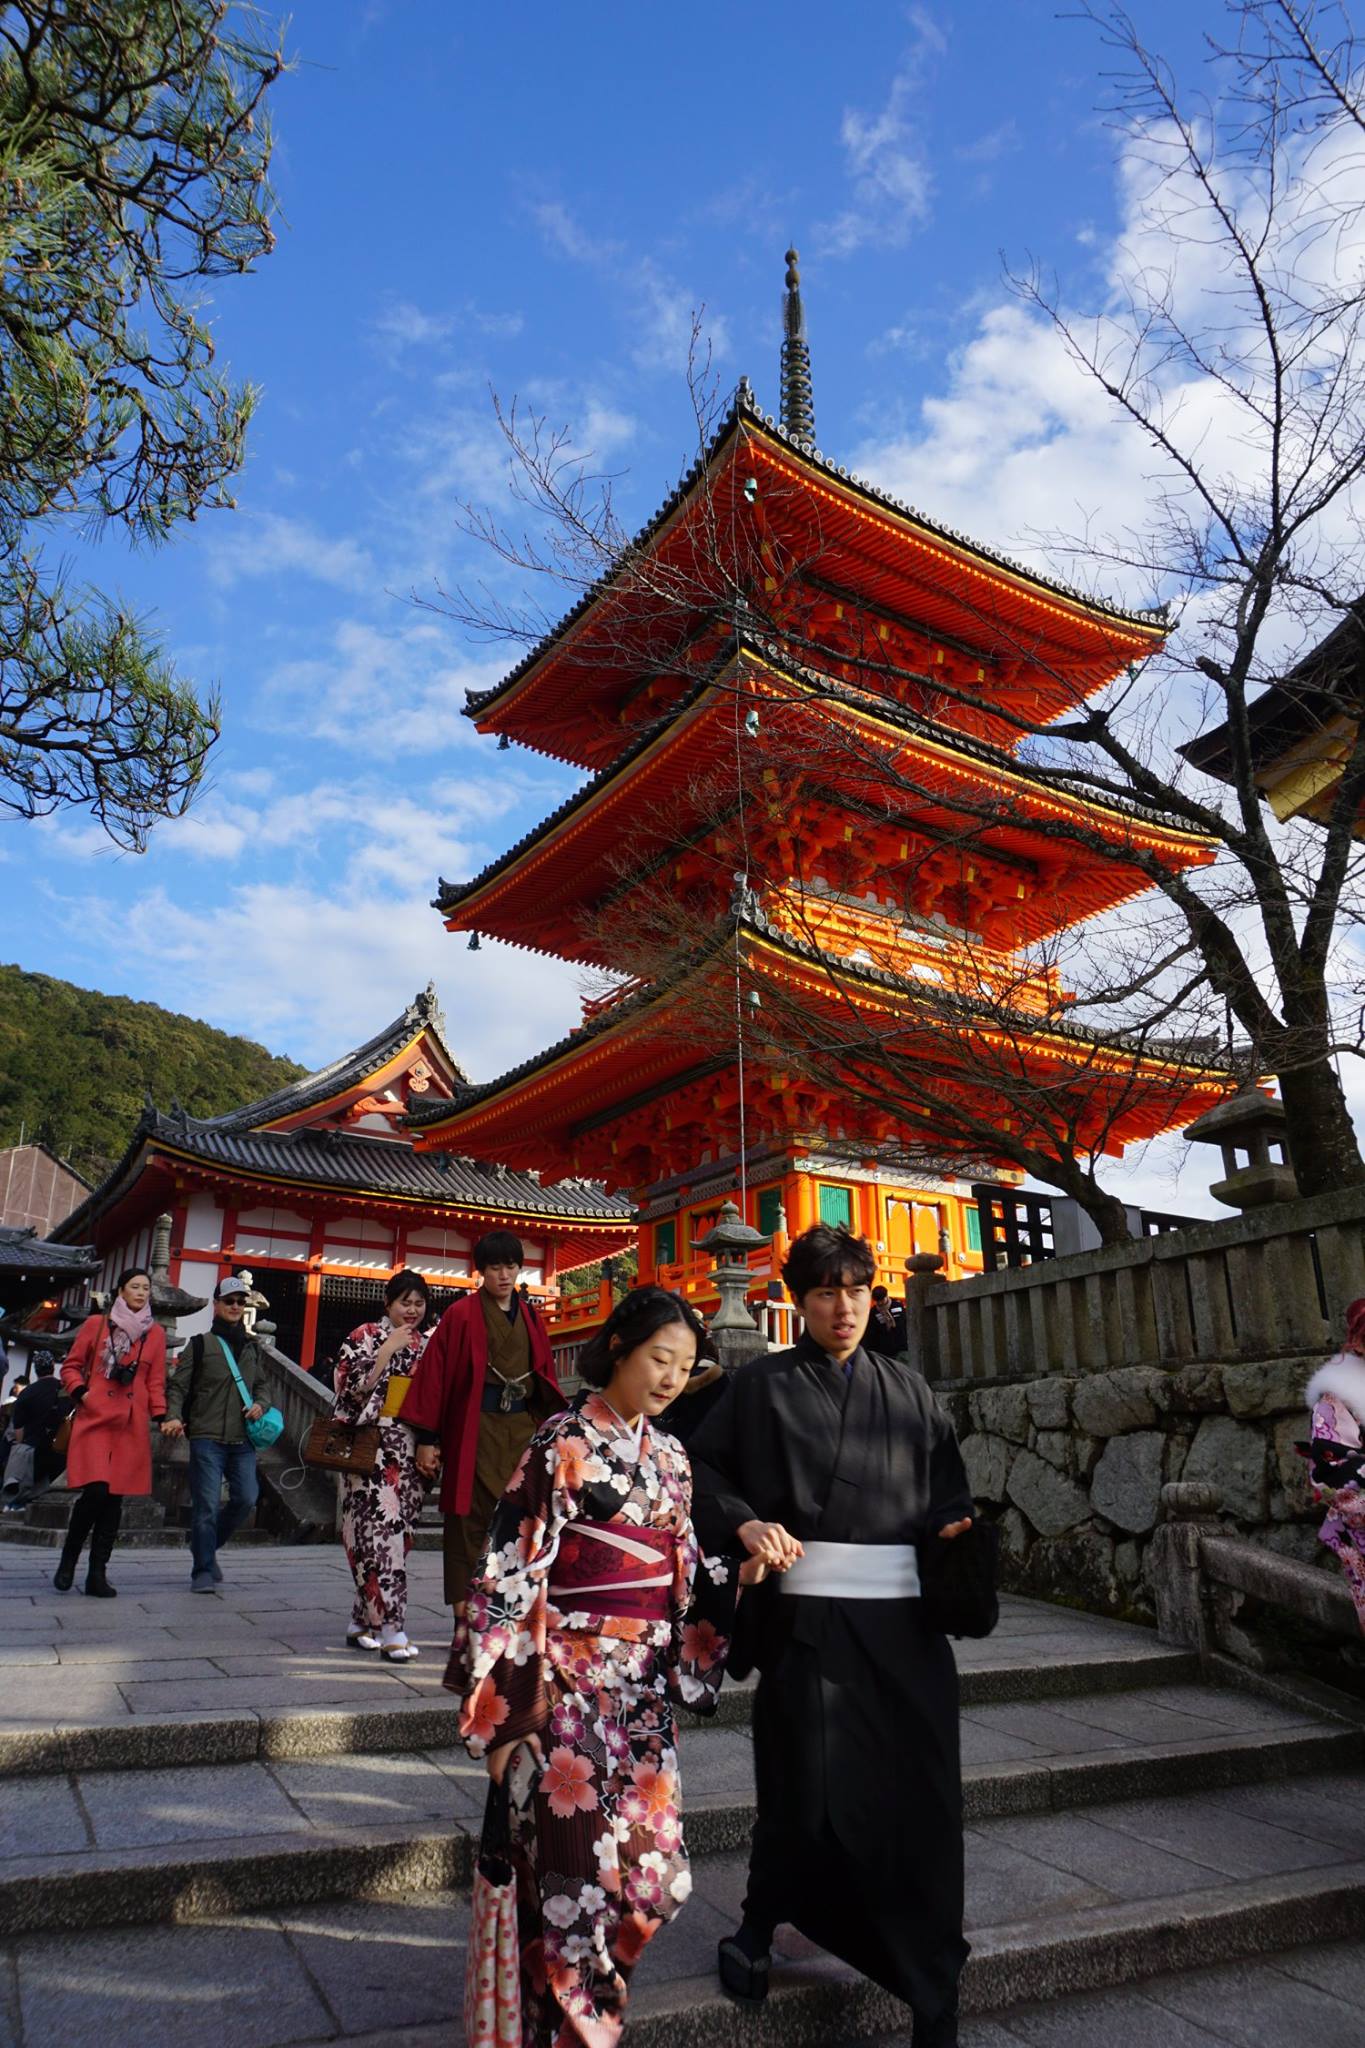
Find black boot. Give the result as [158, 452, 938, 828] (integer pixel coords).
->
[53, 1487, 99, 1592]
[717, 1923, 771, 2007]
[913, 2003, 960, 2048]
[84, 1492, 122, 1598]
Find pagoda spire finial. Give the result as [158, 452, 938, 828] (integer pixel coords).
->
[780, 245, 815, 447]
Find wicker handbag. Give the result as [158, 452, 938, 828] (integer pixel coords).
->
[301, 1415, 381, 1474]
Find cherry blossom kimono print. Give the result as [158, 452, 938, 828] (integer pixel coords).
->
[1306, 1352, 1365, 1631]
[446, 1389, 737, 2048]
[334, 1319, 430, 1635]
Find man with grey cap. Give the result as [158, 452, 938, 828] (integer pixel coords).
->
[162, 1276, 271, 1591]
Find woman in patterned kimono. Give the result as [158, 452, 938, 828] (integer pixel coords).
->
[334, 1270, 432, 1660]
[1305, 1296, 1365, 1630]
[447, 1286, 747, 2048]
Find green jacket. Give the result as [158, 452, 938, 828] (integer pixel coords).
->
[164, 1327, 271, 1444]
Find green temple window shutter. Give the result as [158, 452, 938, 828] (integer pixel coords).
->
[817, 1184, 853, 1229]
[756, 1186, 784, 1237]
[965, 1207, 982, 1252]
[655, 1220, 676, 1266]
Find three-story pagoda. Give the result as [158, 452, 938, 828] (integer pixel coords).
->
[413, 254, 1229, 1304]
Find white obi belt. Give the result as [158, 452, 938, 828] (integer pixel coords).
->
[779, 1539, 921, 1600]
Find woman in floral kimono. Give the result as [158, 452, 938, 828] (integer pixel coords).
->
[334, 1269, 432, 1660]
[1305, 1296, 1365, 1630]
[447, 1285, 746, 2048]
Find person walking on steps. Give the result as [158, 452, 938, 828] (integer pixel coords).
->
[1303, 1296, 1365, 1631]
[399, 1230, 563, 1615]
[55, 1268, 167, 1597]
[160, 1276, 270, 1592]
[334, 1269, 432, 1660]
[690, 1222, 976, 2048]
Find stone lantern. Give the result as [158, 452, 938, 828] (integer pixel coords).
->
[147, 1211, 208, 1344]
[1182, 1089, 1299, 1209]
[694, 1199, 768, 1372]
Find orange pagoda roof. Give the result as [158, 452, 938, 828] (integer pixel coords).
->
[411, 923, 1228, 1191]
[437, 643, 1212, 958]
[463, 392, 1167, 773]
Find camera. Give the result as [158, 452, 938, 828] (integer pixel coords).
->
[108, 1361, 137, 1388]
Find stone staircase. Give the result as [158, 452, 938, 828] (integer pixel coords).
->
[0, 1488, 277, 1548]
[3, 1577, 1364, 2044]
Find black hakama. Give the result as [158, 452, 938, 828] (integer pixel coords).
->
[689, 1335, 973, 2023]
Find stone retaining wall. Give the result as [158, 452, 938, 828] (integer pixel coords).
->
[937, 1355, 1327, 1618]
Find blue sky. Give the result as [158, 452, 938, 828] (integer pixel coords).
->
[9, 0, 1250, 1212]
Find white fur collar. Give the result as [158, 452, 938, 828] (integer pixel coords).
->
[1306, 1352, 1365, 1421]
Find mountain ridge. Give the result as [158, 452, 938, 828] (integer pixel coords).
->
[0, 964, 307, 1186]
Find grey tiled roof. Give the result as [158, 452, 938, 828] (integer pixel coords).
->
[437, 635, 1201, 919]
[0, 1227, 99, 1274]
[140, 1113, 630, 1220]
[464, 388, 1167, 725]
[207, 985, 464, 1133]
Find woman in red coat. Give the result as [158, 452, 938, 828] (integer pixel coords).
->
[55, 1267, 167, 1598]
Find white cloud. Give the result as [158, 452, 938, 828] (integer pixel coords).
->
[530, 200, 726, 373]
[261, 616, 512, 742]
[374, 298, 456, 350]
[532, 200, 619, 266]
[851, 303, 1164, 590]
[629, 259, 730, 372]
[373, 296, 524, 357]
[209, 511, 374, 591]
[816, 10, 942, 257]
[73, 878, 584, 1082]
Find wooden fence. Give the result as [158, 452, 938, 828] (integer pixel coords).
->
[908, 1183, 1365, 1382]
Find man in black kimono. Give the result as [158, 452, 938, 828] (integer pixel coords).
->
[689, 1222, 974, 2048]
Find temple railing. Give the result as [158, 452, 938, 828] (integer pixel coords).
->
[1151, 1482, 1358, 1674]
[252, 1324, 345, 1537]
[908, 1182, 1365, 1382]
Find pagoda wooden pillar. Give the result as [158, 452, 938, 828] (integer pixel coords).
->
[300, 1217, 325, 1372]
[790, 1172, 816, 1234]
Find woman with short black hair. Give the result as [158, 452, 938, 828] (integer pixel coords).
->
[55, 1267, 167, 1597]
[448, 1283, 747, 2047]
[334, 1269, 432, 1659]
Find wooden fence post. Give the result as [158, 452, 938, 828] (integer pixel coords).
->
[905, 1251, 945, 1380]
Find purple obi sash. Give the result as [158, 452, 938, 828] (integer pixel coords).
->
[548, 1521, 677, 1621]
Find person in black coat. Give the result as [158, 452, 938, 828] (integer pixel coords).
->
[689, 1223, 974, 2048]
[9, 1354, 68, 1491]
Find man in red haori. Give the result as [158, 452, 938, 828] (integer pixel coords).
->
[398, 1229, 562, 1610]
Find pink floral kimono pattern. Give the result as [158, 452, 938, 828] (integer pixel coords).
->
[446, 1389, 736, 2048]
[334, 1319, 430, 1633]
[1308, 1368, 1365, 1629]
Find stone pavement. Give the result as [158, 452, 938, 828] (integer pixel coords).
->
[2, 1541, 1365, 2045]
[0, 1544, 456, 1727]
[0, 1539, 1229, 1720]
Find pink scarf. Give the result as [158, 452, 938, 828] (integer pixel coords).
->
[104, 1295, 154, 1377]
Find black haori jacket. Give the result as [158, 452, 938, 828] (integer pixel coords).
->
[689, 1333, 973, 1677]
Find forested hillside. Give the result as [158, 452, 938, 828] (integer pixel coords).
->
[0, 965, 306, 1184]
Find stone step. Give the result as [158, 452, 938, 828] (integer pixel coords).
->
[622, 1868, 1365, 2044]
[5, 1844, 1364, 2045]
[2, 1709, 1355, 1937]
[0, 1639, 1206, 1778]
[850, 1935, 1365, 2045]
[694, 1639, 1203, 1730]
[20, 1494, 168, 1532]
[0, 1519, 276, 1550]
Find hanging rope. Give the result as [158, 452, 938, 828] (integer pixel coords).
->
[731, 674, 755, 1211]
